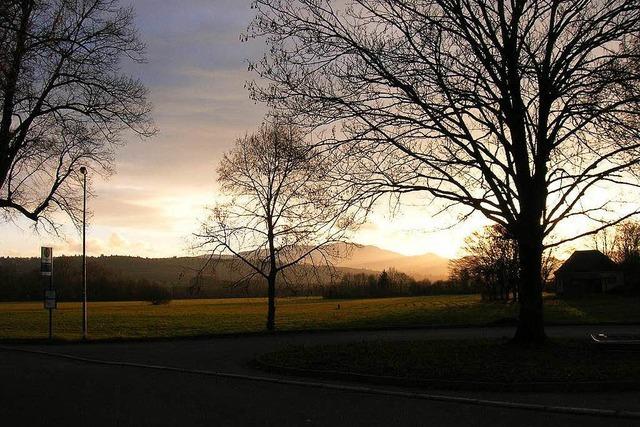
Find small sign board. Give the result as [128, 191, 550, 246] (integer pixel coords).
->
[44, 290, 57, 309]
[41, 247, 53, 276]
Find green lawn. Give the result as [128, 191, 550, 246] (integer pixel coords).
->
[0, 294, 638, 341]
[257, 338, 640, 387]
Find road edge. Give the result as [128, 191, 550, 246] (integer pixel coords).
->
[252, 355, 640, 393]
[2, 320, 639, 345]
[1, 345, 639, 420]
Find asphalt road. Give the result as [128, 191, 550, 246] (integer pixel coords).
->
[2, 325, 639, 426]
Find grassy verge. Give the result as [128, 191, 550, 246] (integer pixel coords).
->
[0, 294, 638, 341]
[257, 338, 640, 388]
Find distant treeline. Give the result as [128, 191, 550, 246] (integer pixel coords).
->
[321, 269, 481, 299]
[0, 256, 473, 302]
[0, 256, 175, 302]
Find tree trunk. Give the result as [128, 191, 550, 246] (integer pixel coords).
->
[514, 228, 546, 344]
[0, 2, 32, 186]
[266, 272, 276, 331]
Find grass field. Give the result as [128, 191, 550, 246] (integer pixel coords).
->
[258, 338, 640, 388]
[0, 294, 638, 341]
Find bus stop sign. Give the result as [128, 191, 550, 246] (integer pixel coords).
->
[41, 247, 52, 276]
[44, 290, 57, 309]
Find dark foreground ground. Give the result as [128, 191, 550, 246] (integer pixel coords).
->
[1, 325, 639, 426]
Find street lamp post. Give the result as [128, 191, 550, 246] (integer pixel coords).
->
[80, 166, 88, 340]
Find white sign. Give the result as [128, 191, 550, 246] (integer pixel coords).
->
[41, 247, 53, 276]
[44, 290, 57, 309]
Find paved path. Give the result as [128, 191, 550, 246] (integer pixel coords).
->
[16, 324, 640, 374]
[2, 325, 639, 426]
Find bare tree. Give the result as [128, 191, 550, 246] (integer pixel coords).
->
[612, 221, 640, 290]
[592, 226, 618, 258]
[0, 0, 154, 229]
[452, 224, 560, 298]
[541, 250, 561, 288]
[612, 221, 640, 261]
[450, 225, 519, 301]
[593, 220, 640, 288]
[196, 123, 358, 331]
[248, 0, 640, 342]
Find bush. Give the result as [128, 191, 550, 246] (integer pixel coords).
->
[144, 283, 173, 305]
[150, 297, 172, 305]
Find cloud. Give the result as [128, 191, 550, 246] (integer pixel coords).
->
[2, 0, 522, 259]
[108, 233, 127, 249]
[52, 232, 155, 257]
[90, 194, 173, 230]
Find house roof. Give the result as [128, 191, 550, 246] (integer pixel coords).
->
[556, 250, 618, 275]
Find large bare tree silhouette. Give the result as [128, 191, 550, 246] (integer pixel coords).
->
[0, 0, 154, 229]
[248, 0, 640, 342]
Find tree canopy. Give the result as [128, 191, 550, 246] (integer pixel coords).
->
[0, 0, 154, 229]
[248, 0, 640, 342]
[197, 123, 358, 329]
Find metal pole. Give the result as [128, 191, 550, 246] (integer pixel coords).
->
[49, 275, 53, 341]
[81, 168, 88, 340]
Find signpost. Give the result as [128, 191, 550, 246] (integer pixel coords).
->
[41, 247, 55, 340]
[80, 166, 88, 340]
[44, 290, 57, 309]
[41, 247, 52, 276]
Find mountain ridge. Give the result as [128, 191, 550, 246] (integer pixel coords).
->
[335, 244, 449, 280]
[1, 244, 450, 281]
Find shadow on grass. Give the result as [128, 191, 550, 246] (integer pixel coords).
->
[256, 338, 640, 392]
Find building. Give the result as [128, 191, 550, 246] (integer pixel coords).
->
[555, 250, 624, 296]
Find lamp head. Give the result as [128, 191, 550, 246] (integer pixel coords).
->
[79, 166, 87, 175]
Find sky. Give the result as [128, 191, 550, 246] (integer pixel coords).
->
[0, 0, 596, 260]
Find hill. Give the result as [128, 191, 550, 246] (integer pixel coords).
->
[0, 245, 450, 284]
[237, 244, 450, 280]
[335, 245, 449, 280]
[0, 245, 449, 301]
[0, 254, 380, 301]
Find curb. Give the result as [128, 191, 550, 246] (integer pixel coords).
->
[1, 345, 640, 420]
[1, 321, 639, 345]
[252, 356, 640, 393]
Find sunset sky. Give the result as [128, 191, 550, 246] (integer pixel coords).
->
[0, 0, 596, 260]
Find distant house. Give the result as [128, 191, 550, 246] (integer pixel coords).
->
[555, 250, 624, 295]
